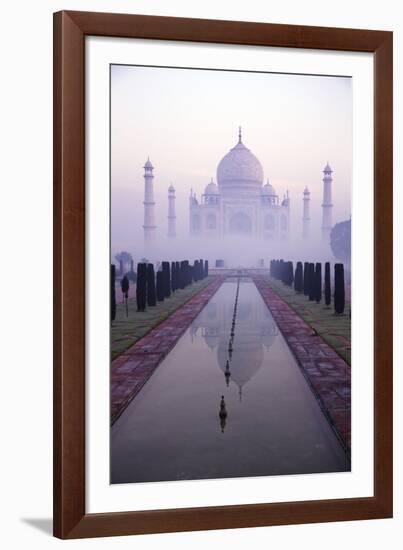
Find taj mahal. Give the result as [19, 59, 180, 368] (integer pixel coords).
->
[189, 127, 290, 240]
[142, 128, 334, 243]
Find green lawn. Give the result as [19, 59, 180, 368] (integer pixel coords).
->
[267, 277, 351, 365]
[111, 277, 213, 359]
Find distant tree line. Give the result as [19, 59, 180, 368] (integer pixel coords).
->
[111, 259, 209, 322]
[330, 219, 351, 267]
[270, 259, 345, 315]
[114, 251, 136, 280]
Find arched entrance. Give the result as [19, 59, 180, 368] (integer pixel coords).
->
[229, 212, 252, 234]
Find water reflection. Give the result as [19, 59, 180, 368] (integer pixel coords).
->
[191, 278, 278, 400]
[219, 395, 228, 433]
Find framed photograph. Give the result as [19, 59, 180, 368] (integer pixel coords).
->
[53, 10, 393, 539]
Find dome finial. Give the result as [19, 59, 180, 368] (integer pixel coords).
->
[238, 126, 242, 143]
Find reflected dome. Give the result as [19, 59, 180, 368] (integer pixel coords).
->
[193, 279, 278, 394]
[217, 335, 264, 391]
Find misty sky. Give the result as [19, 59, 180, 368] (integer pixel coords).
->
[111, 64, 352, 259]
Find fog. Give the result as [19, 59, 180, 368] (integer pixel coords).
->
[111, 64, 351, 267]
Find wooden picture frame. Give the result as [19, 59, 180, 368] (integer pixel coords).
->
[53, 10, 393, 539]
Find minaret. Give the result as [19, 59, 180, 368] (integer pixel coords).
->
[189, 188, 194, 235]
[167, 184, 176, 238]
[302, 186, 310, 239]
[143, 157, 156, 242]
[321, 162, 333, 240]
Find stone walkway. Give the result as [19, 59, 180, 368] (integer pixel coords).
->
[253, 276, 351, 452]
[268, 277, 351, 365]
[111, 276, 224, 424]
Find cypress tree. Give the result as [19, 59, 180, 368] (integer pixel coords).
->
[178, 261, 182, 289]
[334, 263, 345, 314]
[111, 264, 116, 323]
[136, 263, 147, 312]
[171, 262, 176, 292]
[294, 261, 303, 292]
[175, 262, 180, 289]
[299, 261, 304, 292]
[146, 264, 156, 306]
[199, 259, 203, 279]
[272, 260, 277, 279]
[283, 261, 293, 286]
[162, 261, 171, 298]
[194, 260, 199, 282]
[156, 271, 164, 302]
[180, 261, 186, 289]
[315, 262, 322, 303]
[308, 263, 315, 301]
[279, 259, 284, 283]
[121, 275, 129, 316]
[289, 261, 294, 286]
[185, 260, 191, 286]
[325, 262, 331, 306]
[205, 260, 209, 278]
[293, 262, 299, 292]
[175, 261, 179, 290]
[121, 274, 129, 301]
[184, 260, 188, 287]
[303, 262, 309, 296]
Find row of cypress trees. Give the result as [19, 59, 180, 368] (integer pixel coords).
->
[270, 259, 345, 314]
[111, 259, 209, 319]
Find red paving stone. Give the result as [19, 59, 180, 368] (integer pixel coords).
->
[253, 276, 351, 453]
[111, 276, 225, 424]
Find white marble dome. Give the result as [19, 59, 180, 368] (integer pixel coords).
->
[217, 130, 264, 194]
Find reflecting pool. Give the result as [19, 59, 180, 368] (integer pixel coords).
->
[111, 278, 350, 483]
